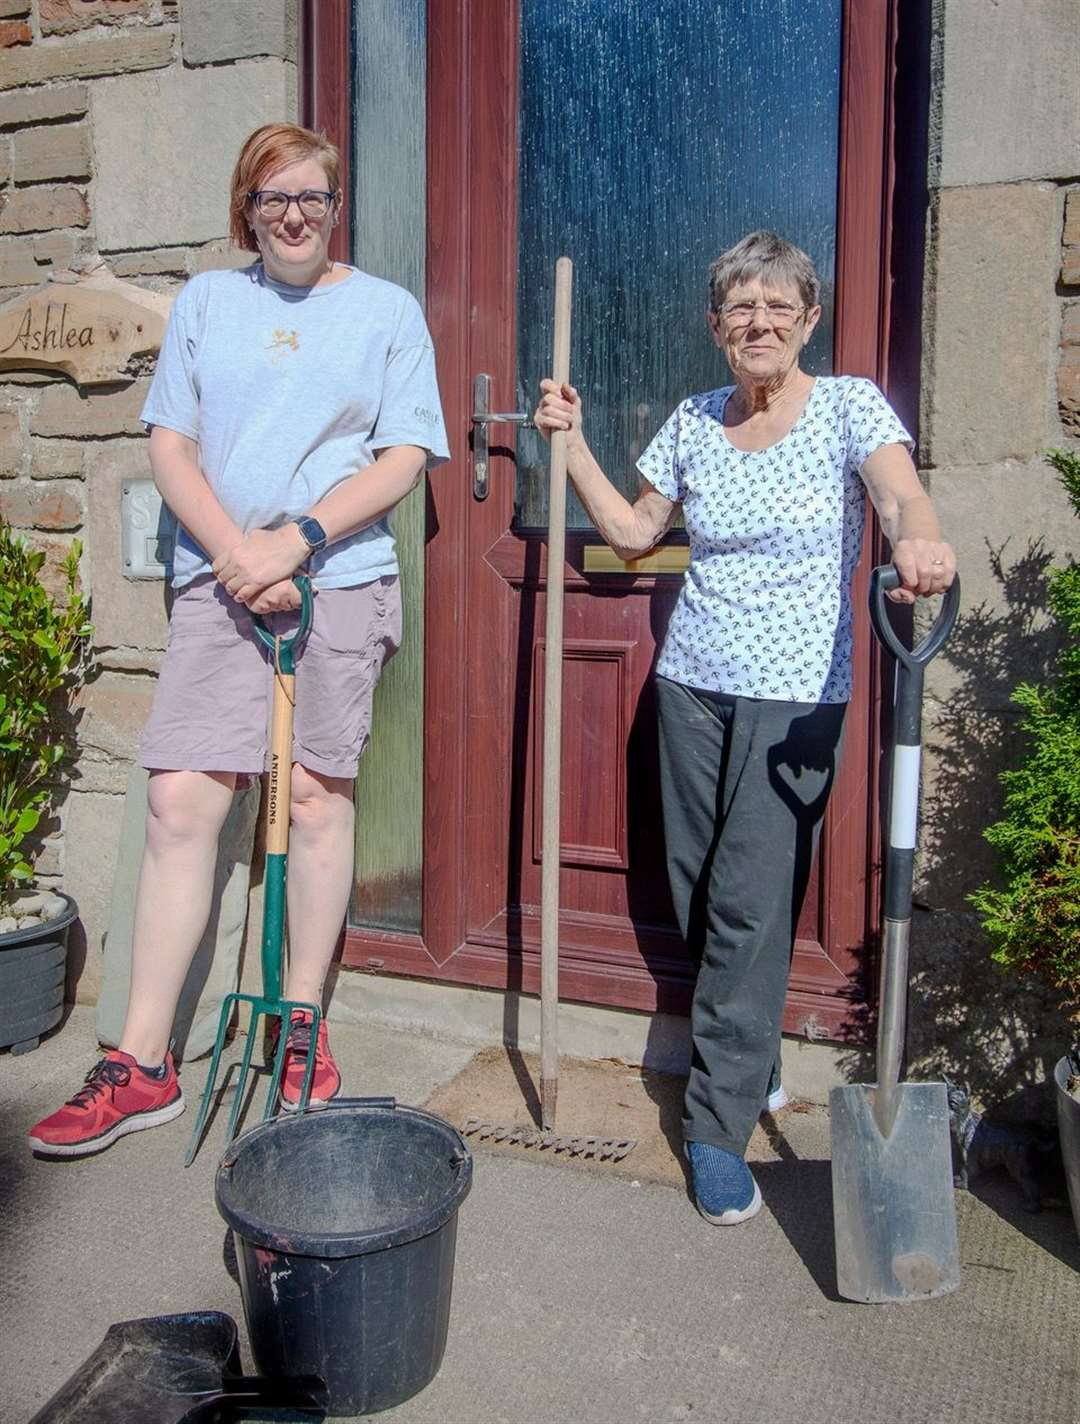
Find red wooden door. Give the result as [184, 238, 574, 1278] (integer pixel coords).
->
[325, 0, 900, 1040]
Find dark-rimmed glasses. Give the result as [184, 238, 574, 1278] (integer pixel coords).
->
[718, 300, 805, 331]
[248, 189, 336, 220]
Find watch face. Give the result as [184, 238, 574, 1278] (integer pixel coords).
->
[298, 517, 326, 549]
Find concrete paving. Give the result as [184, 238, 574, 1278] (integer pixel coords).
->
[2, 1007, 1079, 1424]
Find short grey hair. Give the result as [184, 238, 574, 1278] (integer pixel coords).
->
[708, 230, 821, 312]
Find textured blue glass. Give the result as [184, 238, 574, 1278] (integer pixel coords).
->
[516, 0, 843, 527]
[349, 0, 427, 933]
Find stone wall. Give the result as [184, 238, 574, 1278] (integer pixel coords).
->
[0, 0, 296, 1000]
[906, 0, 1080, 1114]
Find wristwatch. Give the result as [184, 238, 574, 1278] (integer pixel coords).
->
[291, 515, 328, 554]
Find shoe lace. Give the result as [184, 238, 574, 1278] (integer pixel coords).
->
[69, 1057, 131, 1107]
[285, 1018, 315, 1059]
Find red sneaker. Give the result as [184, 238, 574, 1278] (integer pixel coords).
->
[275, 1010, 340, 1111]
[27, 1050, 184, 1158]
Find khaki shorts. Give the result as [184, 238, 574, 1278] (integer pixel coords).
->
[139, 575, 401, 780]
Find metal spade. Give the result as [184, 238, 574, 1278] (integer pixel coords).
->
[830, 564, 962, 1304]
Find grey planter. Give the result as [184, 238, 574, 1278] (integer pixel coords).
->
[1054, 1056, 1080, 1241]
[0, 893, 77, 1054]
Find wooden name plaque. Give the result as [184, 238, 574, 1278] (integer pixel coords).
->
[0, 269, 171, 386]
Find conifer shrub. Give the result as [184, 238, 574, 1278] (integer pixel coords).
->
[969, 450, 1080, 1065]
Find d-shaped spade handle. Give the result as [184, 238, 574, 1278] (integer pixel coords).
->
[251, 575, 314, 674]
[869, 564, 960, 671]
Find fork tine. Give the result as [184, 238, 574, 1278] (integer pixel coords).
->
[224, 1011, 260, 1143]
[262, 1007, 291, 1121]
[183, 995, 237, 1167]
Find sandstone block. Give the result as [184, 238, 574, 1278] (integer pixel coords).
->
[0, 231, 78, 287]
[62, 787, 126, 999]
[1065, 190, 1080, 247]
[937, 0, 1080, 187]
[12, 122, 92, 183]
[0, 30, 173, 89]
[82, 438, 169, 653]
[1059, 299, 1080, 434]
[0, 1, 29, 17]
[1059, 362, 1080, 437]
[0, 478, 83, 528]
[0, 83, 88, 129]
[33, 836, 62, 878]
[91, 60, 291, 249]
[193, 238, 255, 274]
[0, 406, 24, 474]
[73, 669, 156, 793]
[917, 711, 1029, 911]
[41, 0, 153, 34]
[31, 377, 150, 437]
[17, 530, 79, 599]
[1063, 248, 1080, 288]
[922, 457, 1080, 714]
[108, 245, 193, 278]
[922, 183, 1060, 467]
[97, 645, 161, 672]
[0, 17, 29, 45]
[0, 183, 88, 233]
[31, 437, 83, 478]
[182, 0, 296, 65]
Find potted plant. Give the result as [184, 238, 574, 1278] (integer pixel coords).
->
[0, 518, 91, 1054]
[969, 447, 1080, 1234]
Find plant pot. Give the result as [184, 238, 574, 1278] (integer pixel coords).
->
[1054, 1056, 1080, 1240]
[0, 892, 78, 1055]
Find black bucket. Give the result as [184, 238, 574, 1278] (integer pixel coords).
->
[215, 1097, 472, 1417]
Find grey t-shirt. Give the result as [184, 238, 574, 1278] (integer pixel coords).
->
[141, 263, 450, 589]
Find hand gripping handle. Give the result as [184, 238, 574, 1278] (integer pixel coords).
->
[869, 564, 960, 670]
[251, 575, 314, 673]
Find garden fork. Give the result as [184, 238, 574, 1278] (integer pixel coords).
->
[185, 576, 320, 1165]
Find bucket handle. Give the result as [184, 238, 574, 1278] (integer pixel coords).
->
[324, 1096, 397, 1111]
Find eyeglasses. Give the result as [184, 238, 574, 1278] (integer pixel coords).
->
[718, 300, 806, 331]
[248, 189, 336, 220]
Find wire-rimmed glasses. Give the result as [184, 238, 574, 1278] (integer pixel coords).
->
[718, 300, 806, 332]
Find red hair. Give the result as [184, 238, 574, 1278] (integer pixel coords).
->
[229, 123, 341, 250]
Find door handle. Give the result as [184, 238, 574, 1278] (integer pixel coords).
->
[471, 372, 533, 500]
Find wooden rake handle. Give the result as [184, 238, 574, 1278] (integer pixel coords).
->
[540, 257, 573, 1131]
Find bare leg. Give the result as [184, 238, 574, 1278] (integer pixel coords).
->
[284, 764, 355, 1006]
[118, 770, 237, 1065]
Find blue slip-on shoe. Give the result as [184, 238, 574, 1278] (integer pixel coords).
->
[685, 1140, 762, 1225]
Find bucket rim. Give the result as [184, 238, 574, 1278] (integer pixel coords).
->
[214, 1101, 473, 1259]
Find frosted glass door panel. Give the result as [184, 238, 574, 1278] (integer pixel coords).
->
[515, 0, 842, 529]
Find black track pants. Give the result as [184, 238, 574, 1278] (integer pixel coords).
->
[656, 676, 846, 1156]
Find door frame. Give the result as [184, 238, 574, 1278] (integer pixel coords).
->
[299, 0, 915, 1040]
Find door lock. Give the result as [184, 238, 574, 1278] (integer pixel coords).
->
[471, 372, 532, 500]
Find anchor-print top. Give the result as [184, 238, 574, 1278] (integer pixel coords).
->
[637, 376, 912, 703]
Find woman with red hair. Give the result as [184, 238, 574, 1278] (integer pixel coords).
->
[29, 124, 449, 1158]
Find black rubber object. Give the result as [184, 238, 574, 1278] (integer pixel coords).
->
[215, 1098, 473, 1417]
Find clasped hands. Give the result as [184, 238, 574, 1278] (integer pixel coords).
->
[212, 525, 309, 615]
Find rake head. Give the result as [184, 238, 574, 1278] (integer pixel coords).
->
[462, 1117, 636, 1162]
[184, 992, 321, 1166]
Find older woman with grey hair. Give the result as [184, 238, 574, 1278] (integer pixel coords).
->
[535, 229, 955, 1227]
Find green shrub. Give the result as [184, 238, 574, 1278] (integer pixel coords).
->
[0, 521, 91, 914]
[969, 450, 1080, 1046]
